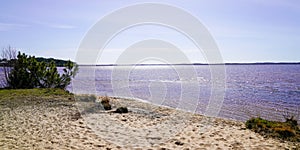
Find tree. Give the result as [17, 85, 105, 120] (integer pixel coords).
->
[1, 46, 17, 87]
[58, 60, 78, 89]
[6, 52, 77, 89]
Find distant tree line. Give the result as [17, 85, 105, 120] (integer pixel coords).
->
[0, 46, 78, 89]
[35, 57, 73, 67]
[0, 56, 71, 67]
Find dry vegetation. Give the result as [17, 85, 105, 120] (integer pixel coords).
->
[246, 117, 300, 142]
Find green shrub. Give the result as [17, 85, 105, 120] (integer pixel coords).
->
[7, 52, 77, 89]
[246, 117, 300, 142]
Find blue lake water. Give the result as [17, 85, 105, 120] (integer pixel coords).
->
[1, 64, 300, 122]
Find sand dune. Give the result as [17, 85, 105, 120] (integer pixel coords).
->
[0, 96, 298, 149]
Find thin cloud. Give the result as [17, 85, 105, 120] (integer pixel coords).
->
[47, 24, 76, 29]
[33, 21, 76, 29]
[0, 23, 28, 31]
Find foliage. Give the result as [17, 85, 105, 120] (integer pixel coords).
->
[0, 88, 73, 110]
[0, 88, 72, 100]
[1, 56, 71, 67]
[246, 117, 300, 142]
[35, 57, 73, 67]
[6, 52, 77, 89]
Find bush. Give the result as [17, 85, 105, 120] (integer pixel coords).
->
[285, 116, 298, 129]
[274, 127, 296, 138]
[7, 52, 77, 89]
[246, 117, 300, 142]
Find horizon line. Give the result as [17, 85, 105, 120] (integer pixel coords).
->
[77, 62, 300, 66]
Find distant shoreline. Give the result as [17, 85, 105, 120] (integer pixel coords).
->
[77, 62, 300, 66]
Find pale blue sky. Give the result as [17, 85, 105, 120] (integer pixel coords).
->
[0, 0, 299, 63]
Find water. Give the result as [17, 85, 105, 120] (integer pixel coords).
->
[1, 65, 300, 122]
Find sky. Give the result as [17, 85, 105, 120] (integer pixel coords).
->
[0, 0, 299, 63]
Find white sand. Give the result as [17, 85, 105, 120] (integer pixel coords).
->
[0, 96, 298, 150]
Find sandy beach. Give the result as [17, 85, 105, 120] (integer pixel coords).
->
[0, 95, 298, 150]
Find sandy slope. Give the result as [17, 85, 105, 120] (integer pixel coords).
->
[0, 96, 298, 150]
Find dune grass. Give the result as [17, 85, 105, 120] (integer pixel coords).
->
[0, 88, 74, 109]
[0, 88, 72, 100]
[246, 117, 300, 142]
